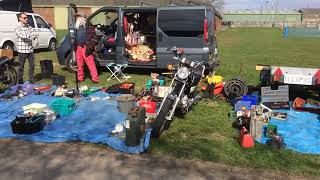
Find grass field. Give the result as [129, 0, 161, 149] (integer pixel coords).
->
[19, 28, 320, 176]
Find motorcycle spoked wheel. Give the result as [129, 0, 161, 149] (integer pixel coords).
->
[1, 67, 17, 88]
[151, 98, 174, 138]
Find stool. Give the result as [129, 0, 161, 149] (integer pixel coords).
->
[106, 63, 129, 82]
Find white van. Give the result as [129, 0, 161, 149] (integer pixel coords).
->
[0, 11, 56, 51]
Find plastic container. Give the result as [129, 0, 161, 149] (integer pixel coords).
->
[49, 98, 76, 116]
[117, 95, 135, 113]
[138, 101, 156, 114]
[52, 75, 65, 86]
[241, 95, 258, 105]
[235, 100, 252, 111]
[40, 60, 53, 77]
[11, 115, 46, 134]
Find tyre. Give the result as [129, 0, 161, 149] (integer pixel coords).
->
[65, 53, 75, 73]
[2, 42, 14, 50]
[152, 98, 174, 138]
[48, 39, 56, 51]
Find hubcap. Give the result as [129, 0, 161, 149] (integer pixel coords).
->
[50, 41, 56, 50]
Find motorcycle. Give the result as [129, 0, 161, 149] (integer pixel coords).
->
[0, 56, 17, 88]
[152, 47, 209, 137]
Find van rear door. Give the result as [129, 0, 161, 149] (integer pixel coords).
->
[156, 6, 207, 68]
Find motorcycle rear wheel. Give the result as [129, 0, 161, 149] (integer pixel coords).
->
[1, 67, 17, 87]
[152, 98, 174, 138]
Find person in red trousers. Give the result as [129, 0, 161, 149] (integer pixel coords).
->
[75, 13, 99, 83]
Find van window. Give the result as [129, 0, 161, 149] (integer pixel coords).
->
[158, 9, 205, 37]
[35, 16, 48, 28]
[27, 15, 35, 28]
[15, 14, 35, 28]
[89, 11, 118, 26]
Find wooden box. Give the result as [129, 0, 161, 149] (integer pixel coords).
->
[0, 49, 13, 59]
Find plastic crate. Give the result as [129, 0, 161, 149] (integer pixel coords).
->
[49, 98, 76, 116]
[235, 100, 252, 111]
[241, 95, 258, 105]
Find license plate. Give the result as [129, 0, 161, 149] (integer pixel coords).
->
[284, 75, 313, 85]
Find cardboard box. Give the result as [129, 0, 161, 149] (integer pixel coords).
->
[0, 49, 13, 59]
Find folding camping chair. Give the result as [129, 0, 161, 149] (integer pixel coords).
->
[106, 63, 129, 82]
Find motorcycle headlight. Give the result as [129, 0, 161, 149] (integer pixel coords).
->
[177, 67, 190, 80]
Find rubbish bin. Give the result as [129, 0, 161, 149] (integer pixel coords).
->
[117, 94, 135, 113]
[40, 60, 53, 78]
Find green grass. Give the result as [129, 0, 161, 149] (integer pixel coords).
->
[151, 28, 320, 176]
[20, 28, 320, 176]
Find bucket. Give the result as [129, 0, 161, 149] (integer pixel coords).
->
[40, 60, 54, 78]
[52, 75, 65, 86]
[117, 94, 135, 113]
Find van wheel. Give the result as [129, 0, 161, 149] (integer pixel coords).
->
[3, 42, 14, 50]
[48, 39, 56, 51]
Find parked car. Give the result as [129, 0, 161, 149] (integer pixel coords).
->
[0, 11, 57, 51]
[57, 4, 219, 71]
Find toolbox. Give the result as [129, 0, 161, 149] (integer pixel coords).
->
[125, 106, 146, 146]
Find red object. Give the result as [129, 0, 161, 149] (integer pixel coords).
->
[120, 83, 134, 89]
[201, 82, 224, 95]
[273, 67, 283, 82]
[214, 82, 224, 94]
[106, 37, 115, 44]
[292, 97, 306, 108]
[204, 18, 208, 43]
[124, 16, 128, 34]
[138, 101, 156, 114]
[239, 127, 254, 148]
[34, 85, 51, 91]
[76, 45, 99, 82]
[314, 70, 320, 84]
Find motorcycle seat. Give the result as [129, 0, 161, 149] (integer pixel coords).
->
[0, 56, 9, 64]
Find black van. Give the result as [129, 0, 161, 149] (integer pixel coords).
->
[56, 4, 219, 70]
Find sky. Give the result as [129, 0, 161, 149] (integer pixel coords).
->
[224, 0, 320, 10]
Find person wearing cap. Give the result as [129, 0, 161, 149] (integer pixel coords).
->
[75, 12, 99, 83]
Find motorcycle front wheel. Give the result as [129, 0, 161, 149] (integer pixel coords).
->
[152, 98, 174, 138]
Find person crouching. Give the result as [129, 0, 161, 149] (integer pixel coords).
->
[75, 12, 99, 83]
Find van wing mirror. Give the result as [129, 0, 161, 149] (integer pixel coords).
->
[48, 23, 52, 28]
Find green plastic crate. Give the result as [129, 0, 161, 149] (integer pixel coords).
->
[49, 98, 76, 116]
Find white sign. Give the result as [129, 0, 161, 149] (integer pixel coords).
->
[284, 75, 313, 85]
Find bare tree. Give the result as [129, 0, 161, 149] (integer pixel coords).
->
[211, 0, 224, 11]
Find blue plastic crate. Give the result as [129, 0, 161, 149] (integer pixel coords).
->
[241, 95, 259, 105]
[235, 100, 252, 111]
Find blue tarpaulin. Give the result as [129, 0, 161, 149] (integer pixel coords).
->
[0, 92, 151, 154]
[260, 106, 320, 154]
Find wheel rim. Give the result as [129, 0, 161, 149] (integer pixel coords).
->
[50, 41, 56, 50]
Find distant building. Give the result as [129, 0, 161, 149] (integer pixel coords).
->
[299, 8, 320, 24]
[223, 10, 302, 26]
[32, 0, 222, 30]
